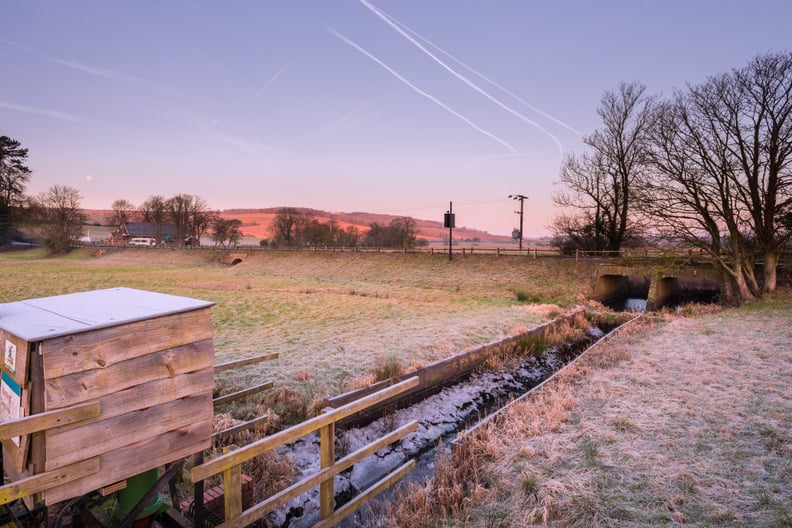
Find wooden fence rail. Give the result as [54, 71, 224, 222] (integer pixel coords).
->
[191, 376, 420, 528]
[0, 401, 101, 505]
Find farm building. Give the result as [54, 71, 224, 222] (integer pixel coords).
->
[118, 222, 178, 245]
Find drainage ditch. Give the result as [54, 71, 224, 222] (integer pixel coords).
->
[265, 313, 633, 528]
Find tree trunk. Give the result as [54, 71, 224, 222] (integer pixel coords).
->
[731, 266, 758, 305]
[742, 260, 761, 297]
[762, 250, 779, 292]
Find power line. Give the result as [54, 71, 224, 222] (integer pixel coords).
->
[376, 196, 507, 214]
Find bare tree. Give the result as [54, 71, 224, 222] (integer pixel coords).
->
[364, 222, 387, 247]
[141, 195, 167, 244]
[643, 51, 792, 301]
[340, 225, 360, 247]
[728, 52, 792, 292]
[550, 212, 603, 254]
[212, 217, 243, 247]
[166, 194, 191, 247]
[187, 197, 215, 247]
[645, 93, 760, 303]
[363, 217, 419, 248]
[389, 217, 418, 249]
[110, 198, 136, 228]
[271, 208, 303, 247]
[554, 82, 655, 252]
[37, 185, 86, 253]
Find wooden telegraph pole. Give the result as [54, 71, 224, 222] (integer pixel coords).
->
[509, 194, 528, 253]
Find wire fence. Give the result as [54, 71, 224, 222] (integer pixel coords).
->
[49, 241, 792, 265]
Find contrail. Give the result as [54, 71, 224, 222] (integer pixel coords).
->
[213, 130, 275, 158]
[368, 4, 581, 137]
[0, 37, 173, 92]
[359, 0, 567, 155]
[328, 27, 519, 153]
[254, 64, 289, 100]
[323, 100, 370, 134]
[0, 100, 87, 123]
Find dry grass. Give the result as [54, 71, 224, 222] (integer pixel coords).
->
[371, 354, 406, 382]
[365, 435, 497, 528]
[208, 413, 297, 503]
[426, 291, 792, 527]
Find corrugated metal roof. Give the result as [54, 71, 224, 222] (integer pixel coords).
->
[0, 288, 214, 342]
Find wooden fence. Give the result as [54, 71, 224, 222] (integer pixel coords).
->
[0, 401, 101, 506]
[74, 241, 562, 257]
[191, 376, 420, 528]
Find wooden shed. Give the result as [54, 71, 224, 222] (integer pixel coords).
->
[0, 287, 215, 505]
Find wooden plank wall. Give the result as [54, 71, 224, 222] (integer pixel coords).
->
[40, 308, 215, 505]
[0, 330, 32, 476]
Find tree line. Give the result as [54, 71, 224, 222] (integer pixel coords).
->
[552, 51, 792, 303]
[0, 142, 422, 252]
[267, 207, 420, 249]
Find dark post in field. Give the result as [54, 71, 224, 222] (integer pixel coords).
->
[444, 202, 455, 261]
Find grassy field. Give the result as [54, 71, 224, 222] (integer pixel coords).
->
[0, 247, 596, 422]
[384, 291, 792, 528]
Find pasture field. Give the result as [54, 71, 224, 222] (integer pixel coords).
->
[0, 247, 596, 421]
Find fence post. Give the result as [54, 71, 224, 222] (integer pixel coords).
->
[533, 248, 537, 259]
[575, 249, 579, 263]
[193, 452, 205, 528]
[223, 445, 242, 522]
[319, 411, 335, 520]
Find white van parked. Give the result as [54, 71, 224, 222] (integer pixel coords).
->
[129, 237, 156, 246]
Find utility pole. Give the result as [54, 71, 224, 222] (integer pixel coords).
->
[509, 194, 528, 252]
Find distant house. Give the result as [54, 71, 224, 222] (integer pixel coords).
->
[120, 222, 178, 245]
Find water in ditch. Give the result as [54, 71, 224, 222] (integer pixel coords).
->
[266, 324, 611, 528]
[605, 297, 647, 312]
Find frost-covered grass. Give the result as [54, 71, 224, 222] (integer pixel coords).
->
[419, 289, 792, 528]
[0, 247, 595, 422]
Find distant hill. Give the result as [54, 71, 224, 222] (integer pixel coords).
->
[83, 207, 543, 245]
[219, 208, 515, 244]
